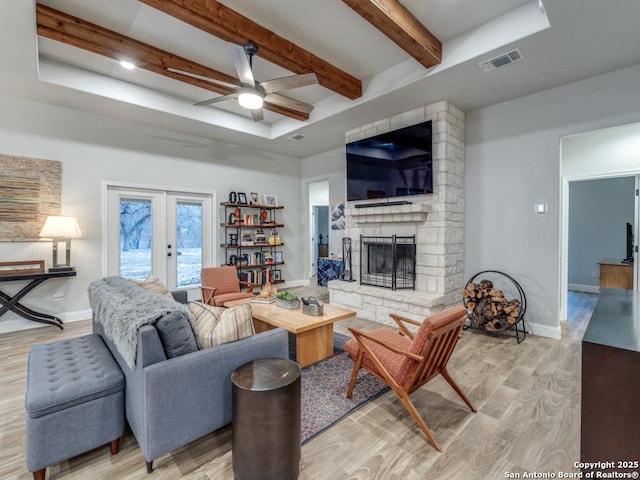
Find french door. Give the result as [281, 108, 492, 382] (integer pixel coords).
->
[105, 185, 214, 290]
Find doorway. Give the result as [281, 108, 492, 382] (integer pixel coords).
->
[313, 206, 329, 273]
[105, 184, 214, 291]
[567, 176, 636, 293]
[308, 180, 329, 277]
[560, 122, 640, 321]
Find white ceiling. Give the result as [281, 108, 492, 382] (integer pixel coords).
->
[2, 0, 640, 158]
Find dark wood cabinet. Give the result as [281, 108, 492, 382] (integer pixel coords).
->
[581, 288, 640, 472]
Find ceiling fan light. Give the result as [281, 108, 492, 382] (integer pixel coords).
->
[238, 91, 264, 110]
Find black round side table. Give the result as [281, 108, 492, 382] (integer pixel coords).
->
[231, 358, 301, 480]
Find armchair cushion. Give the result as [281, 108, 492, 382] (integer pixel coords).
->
[210, 291, 255, 307]
[205, 266, 241, 295]
[154, 312, 199, 359]
[345, 328, 416, 385]
[189, 301, 255, 348]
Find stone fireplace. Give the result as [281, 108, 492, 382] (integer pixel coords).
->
[328, 100, 465, 327]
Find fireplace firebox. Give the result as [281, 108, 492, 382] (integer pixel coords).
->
[360, 235, 416, 290]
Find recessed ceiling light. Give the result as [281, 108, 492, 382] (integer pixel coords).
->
[120, 60, 136, 70]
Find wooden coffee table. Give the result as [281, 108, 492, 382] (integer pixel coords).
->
[224, 299, 356, 367]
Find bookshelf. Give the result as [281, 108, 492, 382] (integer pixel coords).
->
[221, 202, 285, 286]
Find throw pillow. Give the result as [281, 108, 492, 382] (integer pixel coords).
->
[154, 312, 199, 358]
[131, 275, 173, 299]
[188, 301, 254, 348]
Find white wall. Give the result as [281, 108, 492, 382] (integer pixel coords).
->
[466, 63, 640, 338]
[0, 94, 303, 332]
[562, 122, 640, 178]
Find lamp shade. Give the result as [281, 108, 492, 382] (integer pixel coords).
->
[39, 216, 82, 238]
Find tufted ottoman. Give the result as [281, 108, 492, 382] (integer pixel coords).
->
[25, 334, 125, 480]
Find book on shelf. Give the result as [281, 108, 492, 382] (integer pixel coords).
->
[239, 268, 274, 286]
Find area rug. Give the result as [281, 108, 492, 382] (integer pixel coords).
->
[300, 332, 389, 444]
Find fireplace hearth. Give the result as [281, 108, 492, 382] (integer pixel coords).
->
[360, 235, 416, 290]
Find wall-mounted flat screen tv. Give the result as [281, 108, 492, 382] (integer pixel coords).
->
[346, 120, 432, 202]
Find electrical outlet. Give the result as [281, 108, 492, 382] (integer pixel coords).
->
[592, 270, 598, 278]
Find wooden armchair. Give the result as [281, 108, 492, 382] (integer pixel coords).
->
[345, 305, 476, 452]
[201, 266, 257, 307]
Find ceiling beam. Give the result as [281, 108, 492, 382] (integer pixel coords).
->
[342, 0, 441, 68]
[35, 4, 311, 121]
[137, 0, 362, 100]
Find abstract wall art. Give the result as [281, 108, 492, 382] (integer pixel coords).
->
[0, 154, 61, 241]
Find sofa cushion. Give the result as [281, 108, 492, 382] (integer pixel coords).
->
[189, 301, 255, 348]
[154, 312, 199, 358]
[131, 275, 173, 299]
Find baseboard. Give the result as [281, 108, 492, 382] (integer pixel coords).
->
[0, 309, 91, 335]
[279, 279, 309, 289]
[527, 321, 562, 340]
[59, 309, 92, 323]
[568, 283, 600, 294]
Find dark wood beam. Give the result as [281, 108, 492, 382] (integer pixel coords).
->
[342, 0, 441, 68]
[137, 0, 362, 100]
[35, 4, 310, 121]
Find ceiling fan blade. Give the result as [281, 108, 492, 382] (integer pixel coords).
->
[195, 92, 239, 107]
[167, 68, 238, 89]
[264, 93, 314, 115]
[250, 108, 264, 122]
[230, 43, 255, 87]
[260, 73, 318, 94]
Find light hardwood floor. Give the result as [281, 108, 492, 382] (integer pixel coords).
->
[0, 292, 596, 480]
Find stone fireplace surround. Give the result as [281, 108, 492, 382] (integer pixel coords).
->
[328, 100, 465, 327]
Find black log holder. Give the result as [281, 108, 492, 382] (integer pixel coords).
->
[461, 270, 527, 343]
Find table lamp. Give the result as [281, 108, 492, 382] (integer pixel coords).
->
[38, 215, 81, 272]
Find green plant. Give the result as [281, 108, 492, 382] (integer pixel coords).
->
[276, 291, 298, 301]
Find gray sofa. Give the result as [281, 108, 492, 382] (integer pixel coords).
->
[90, 279, 288, 472]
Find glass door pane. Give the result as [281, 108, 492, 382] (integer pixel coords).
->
[175, 201, 203, 288]
[107, 185, 213, 292]
[119, 198, 153, 280]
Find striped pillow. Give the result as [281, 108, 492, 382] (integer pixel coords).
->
[131, 275, 173, 299]
[188, 301, 254, 348]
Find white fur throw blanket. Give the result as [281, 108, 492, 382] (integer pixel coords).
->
[88, 276, 193, 368]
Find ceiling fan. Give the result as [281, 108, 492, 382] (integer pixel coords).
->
[168, 42, 318, 121]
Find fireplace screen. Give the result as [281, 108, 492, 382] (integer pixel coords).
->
[360, 235, 416, 290]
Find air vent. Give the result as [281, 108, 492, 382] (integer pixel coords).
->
[289, 134, 306, 141]
[479, 49, 523, 72]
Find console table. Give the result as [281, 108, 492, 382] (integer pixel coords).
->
[581, 288, 640, 472]
[0, 270, 76, 329]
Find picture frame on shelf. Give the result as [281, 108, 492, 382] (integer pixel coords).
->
[237, 192, 248, 204]
[255, 230, 267, 244]
[250, 192, 260, 205]
[274, 251, 283, 263]
[264, 194, 278, 206]
[272, 269, 281, 281]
